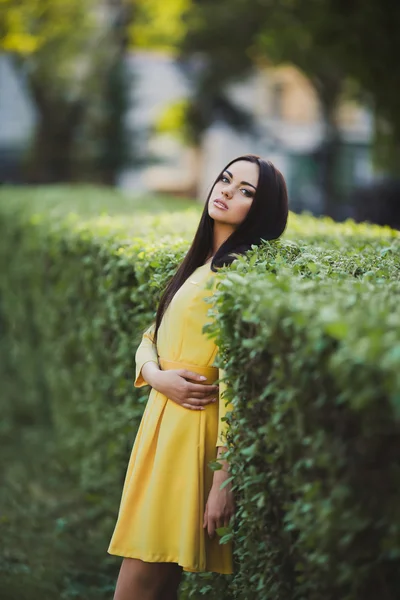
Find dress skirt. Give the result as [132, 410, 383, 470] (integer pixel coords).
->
[107, 359, 234, 574]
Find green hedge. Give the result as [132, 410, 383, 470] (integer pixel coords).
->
[207, 264, 400, 599]
[0, 186, 399, 599]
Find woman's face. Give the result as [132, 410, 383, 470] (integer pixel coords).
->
[208, 160, 259, 228]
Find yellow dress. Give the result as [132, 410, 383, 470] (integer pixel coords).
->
[108, 262, 234, 574]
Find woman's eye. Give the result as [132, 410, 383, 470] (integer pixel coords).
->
[221, 175, 229, 183]
[241, 188, 253, 197]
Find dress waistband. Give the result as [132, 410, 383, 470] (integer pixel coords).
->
[159, 357, 219, 384]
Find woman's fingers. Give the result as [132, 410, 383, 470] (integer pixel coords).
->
[189, 390, 218, 399]
[203, 503, 208, 528]
[181, 370, 208, 382]
[181, 400, 216, 410]
[204, 511, 234, 539]
[186, 382, 219, 398]
[207, 513, 233, 539]
[182, 397, 217, 408]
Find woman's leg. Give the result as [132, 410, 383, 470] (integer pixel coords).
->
[162, 564, 184, 600]
[113, 557, 182, 600]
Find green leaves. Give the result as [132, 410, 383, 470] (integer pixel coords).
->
[216, 525, 234, 545]
[208, 459, 223, 471]
[0, 186, 399, 600]
[201, 223, 400, 599]
[219, 476, 234, 490]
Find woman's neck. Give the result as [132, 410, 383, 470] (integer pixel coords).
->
[212, 224, 234, 258]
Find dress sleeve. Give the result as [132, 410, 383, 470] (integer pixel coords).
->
[133, 321, 159, 388]
[216, 367, 234, 447]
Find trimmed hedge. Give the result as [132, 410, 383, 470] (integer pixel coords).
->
[0, 186, 399, 599]
[207, 264, 400, 599]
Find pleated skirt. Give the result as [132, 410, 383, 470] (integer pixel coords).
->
[108, 386, 234, 574]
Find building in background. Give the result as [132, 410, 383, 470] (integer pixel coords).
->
[119, 52, 373, 218]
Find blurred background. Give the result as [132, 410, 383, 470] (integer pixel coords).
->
[0, 0, 399, 227]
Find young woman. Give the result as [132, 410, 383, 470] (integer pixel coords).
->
[108, 155, 289, 600]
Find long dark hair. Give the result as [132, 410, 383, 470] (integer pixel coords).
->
[153, 154, 288, 344]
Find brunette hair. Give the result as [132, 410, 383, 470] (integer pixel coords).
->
[153, 154, 288, 344]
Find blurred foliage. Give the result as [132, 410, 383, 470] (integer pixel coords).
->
[323, 0, 400, 172]
[135, 1, 255, 191]
[0, 0, 134, 183]
[168, 0, 400, 180]
[0, 0, 90, 56]
[0, 187, 399, 598]
[155, 98, 191, 143]
[180, 0, 345, 217]
[132, 0, 189, 51]
[2, 0, 400, 187]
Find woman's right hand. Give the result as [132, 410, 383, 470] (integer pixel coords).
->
[152, 368, 219, 410]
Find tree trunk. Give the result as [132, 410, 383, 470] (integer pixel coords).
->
[25, 111, 81, 183]
[317, 102, 341, 218]
[373, 116, 400, 175]
[23, 75, 85, 184]
[312, 74, 343, 219]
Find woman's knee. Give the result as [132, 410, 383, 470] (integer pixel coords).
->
[116, 557, 181, 597]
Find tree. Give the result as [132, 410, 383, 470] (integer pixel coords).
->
[257, 0, 400, 176]
[131, 0, 189, 52]
[0, 0, 133, 183]
[321, 0, 400, 174]
[80, 0, 135, 185]
[130, 0, 254, 197]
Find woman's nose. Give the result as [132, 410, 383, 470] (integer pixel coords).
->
[221, 185, 233, 198]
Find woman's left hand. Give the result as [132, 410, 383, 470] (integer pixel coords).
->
[203, 471, 235, 539]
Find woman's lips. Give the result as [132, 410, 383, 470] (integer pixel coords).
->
[213, 199, 228, 210]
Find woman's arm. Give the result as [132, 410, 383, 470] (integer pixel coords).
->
[134, 321, 219, 408]
[215, 445, 229, 471]
[133, 321, 159, 387]
[214, 368, 233, 481]
[204, 368, 235, 538]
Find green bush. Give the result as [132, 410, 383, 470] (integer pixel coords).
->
[0, 186, 399, 599]
[207, 261, 400, 599]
